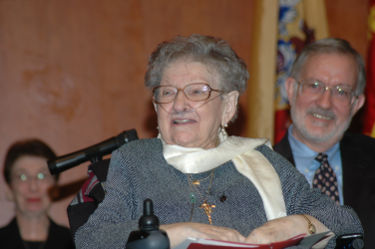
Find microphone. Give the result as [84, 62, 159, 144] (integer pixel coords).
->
[48, 129, 138, 175]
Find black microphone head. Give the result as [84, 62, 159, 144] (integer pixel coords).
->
[48, 129, 138, 175]
[48, 151, 87, 175]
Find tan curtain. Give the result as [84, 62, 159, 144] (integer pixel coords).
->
[245, 0, 279, 141]
[303, 0, 329, 40]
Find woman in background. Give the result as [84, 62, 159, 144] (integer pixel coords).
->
[0, 139, 75, 249]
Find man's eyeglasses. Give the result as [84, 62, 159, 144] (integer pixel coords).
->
[152, 83, 223, 104]
[296, 79, 357, 105]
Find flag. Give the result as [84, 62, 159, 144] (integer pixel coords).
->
[363, 0, 375, 137]
[245, 0, 279, 141]
[274, 0, 329, 144]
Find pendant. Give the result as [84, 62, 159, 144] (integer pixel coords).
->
[192, 180, 200, 185]
[200, 200, 216, 224]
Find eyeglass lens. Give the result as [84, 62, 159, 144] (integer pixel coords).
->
[298, 80, 354, 103]
[153, 83, 216, 103]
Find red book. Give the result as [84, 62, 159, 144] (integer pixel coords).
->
[173, 232, 329, 249]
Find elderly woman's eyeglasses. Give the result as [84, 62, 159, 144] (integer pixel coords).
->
[296, 79, 356, 105]
[152, 83, 223, 104]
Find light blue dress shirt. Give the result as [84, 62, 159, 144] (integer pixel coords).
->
[287, 125, 344, 204]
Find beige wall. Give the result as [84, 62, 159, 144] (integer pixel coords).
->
[0, 0, 369, 227]
[326, 0, 369, 59]
[0, 0, 255, 227]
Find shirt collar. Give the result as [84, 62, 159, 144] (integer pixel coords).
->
[288, 125, 340, 161]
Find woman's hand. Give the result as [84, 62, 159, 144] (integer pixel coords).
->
[160, 222, 245, 248]
[245, 215, 333, 247]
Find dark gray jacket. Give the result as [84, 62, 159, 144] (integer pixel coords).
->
[75, 138, 363, 249]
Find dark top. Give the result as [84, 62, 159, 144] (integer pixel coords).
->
[274, 132, 375, 248]
[0, 218, 75, 249]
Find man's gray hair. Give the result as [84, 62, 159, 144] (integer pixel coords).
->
[290, 38, 366, 96]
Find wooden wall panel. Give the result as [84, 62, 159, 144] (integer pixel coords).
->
[0, 0, 254, 227]
[325, 0, 369, 131]
[325, 0, 369, 60]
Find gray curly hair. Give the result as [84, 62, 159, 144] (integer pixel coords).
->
[145, 34, 249, 94]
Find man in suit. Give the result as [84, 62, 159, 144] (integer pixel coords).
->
[274, 38, 375, 248]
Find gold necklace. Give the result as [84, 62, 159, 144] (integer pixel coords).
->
[187, 170, 216, 224]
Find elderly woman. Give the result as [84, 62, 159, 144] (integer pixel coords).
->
[0, 139, 75, 249]
[74, 34, 362, 249]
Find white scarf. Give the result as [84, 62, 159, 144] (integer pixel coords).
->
[161, 135, 287, 221]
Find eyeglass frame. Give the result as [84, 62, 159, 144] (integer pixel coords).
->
[152, 82, 224, 104]
[294, 78, 358, 105]
[11, 171, 54, 184]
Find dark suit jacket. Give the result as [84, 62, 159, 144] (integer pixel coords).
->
[274, 132, 375, 248]
[0, 218, 75, 249]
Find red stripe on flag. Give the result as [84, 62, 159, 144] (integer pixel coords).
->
[274, 109, 292, 144]
[363, 2, 375, 137]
